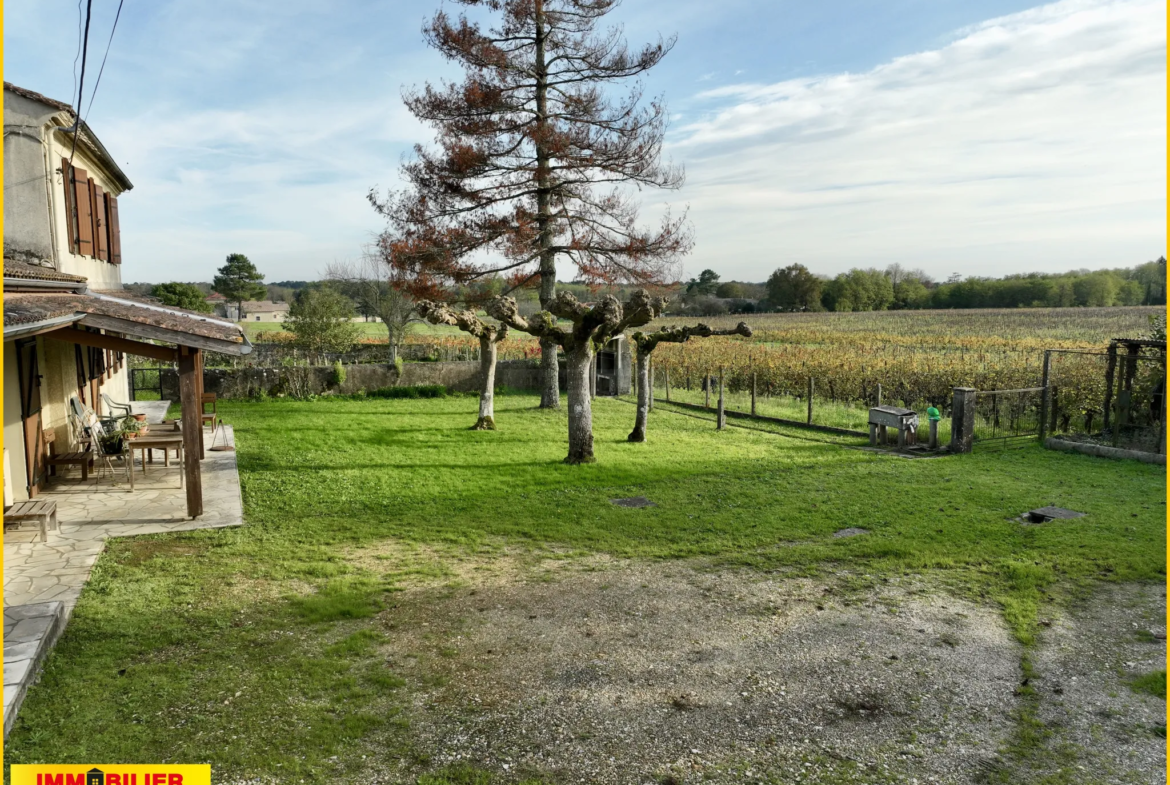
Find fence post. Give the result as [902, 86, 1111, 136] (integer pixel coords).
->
[1103, 342, 1117, 431]
[665, 367, 671, 402]
[951, 387, 977, 453]
[1038, 350, 1052, 441]
[705, 371, 711, 409]
[717, 367, 726, 430]
[876, 383, 882, 408]
[807, 376, 814, 425]
[751, 371, 757, 416]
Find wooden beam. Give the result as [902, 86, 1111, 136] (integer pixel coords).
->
[195, 349, 206, 459]
[43, 326, 179, 363]
[79, 313, 250, 356]
[178, 347, 203, 518]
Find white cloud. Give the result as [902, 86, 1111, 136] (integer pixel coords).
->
[670, 0, 1166, 281]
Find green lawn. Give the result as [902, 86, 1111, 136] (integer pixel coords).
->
[5, 394, 1164, 782]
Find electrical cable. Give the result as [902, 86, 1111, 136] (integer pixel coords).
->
[84, 0, 126, 122]
[67, 0, 95, 168]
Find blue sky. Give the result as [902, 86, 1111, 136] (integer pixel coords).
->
[4, 0, 1165, 284]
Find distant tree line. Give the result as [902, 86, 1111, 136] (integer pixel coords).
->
[673, 257, 1166, 315]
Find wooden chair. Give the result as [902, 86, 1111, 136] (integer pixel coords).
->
[201, 393, 219, 433]
[43, 428, 93, 482]
[4, 499, 58, 542]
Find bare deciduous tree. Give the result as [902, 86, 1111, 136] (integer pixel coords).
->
[415, 301, 509, 430]
[627, 322, 753, 442]
[325, 255, 419, 364]
[371, 0, 691, 412]
[487, 289, 666, 463]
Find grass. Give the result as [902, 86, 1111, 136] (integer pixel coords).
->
[1128, 670, 1167, 700]
[5, 394, 1164, 781]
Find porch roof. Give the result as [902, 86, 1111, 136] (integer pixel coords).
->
[3, 290, 252, 356]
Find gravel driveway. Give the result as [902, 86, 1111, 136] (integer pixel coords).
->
[333, 553, 1165, 784]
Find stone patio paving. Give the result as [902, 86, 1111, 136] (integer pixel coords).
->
[3, 402, 245, 735]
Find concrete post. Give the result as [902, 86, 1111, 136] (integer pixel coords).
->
[751, 371, 757, 416]
[1038, 350, 1051, 442]
[929, 419, 939, 449]
[807, 377, 814, 425]
[717, 367, 726, 430]
[951, 387, 977, 453]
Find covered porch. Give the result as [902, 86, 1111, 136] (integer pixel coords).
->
[3, 272, 253, 735]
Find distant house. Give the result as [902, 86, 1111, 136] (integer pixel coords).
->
[239, 300, 290, 323]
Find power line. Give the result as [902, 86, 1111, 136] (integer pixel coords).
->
[84, 0, 127, 122]
[72, 0, 84, 114]
[67, 0, 95, 168]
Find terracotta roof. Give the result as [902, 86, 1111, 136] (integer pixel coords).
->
[4, 259, 88, 283]
[244, 300, 290, 312]
[4, 83, 134, 192]
[206, 292, 226, 300]
[4, 82, 73, 113]
[4, 292, 248, 346]
[3, 299, 78, 325]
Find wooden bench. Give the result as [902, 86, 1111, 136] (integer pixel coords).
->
[4, 499, 58, 542]
[43, 428, 93, 481]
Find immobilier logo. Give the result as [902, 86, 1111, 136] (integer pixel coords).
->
[10, 766, 211, 785]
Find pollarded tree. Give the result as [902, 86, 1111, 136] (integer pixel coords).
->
[627, 321, 752, 442]
[487, 289, 666, 463]
[371, 0, 691, 412]
[415, 301, 508, 430]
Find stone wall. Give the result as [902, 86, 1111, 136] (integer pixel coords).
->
[157, 359, 546, 400]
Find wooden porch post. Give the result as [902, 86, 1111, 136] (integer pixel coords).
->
[194, 348, 206, 459]
[179, 346, 203, 518]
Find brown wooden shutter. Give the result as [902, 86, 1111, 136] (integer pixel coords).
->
[72, 166, 94, 256]
[107, 194, 122, 264]
[62, 158, 77, 252]
[93, 184, 109, 261]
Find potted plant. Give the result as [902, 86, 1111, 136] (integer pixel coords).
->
[120, 417, 146, 440]
[99, 431, 124, 455]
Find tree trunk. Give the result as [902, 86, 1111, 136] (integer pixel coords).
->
[628, 349, 651, 442]
[534, 0, 560, 411]
[564, 344, 595, 463]
[539, 336, 560, 409]
[474, 335, 497, 430]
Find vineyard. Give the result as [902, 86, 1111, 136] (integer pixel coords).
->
[641, 307, 1163, 413]
[246, 307, 1164, 433]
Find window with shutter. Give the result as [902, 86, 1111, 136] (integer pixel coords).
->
[71, 166, 94, 256]
[93, 183, 109, 261]
[107, 194, 122, 264]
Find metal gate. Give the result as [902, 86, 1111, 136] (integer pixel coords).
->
[973, 387, 1045, 449]
[130, 367, 164, 401]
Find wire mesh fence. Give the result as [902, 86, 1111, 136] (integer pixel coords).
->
[638, 363, 952, 442]
[1047, 347, 1166, 454]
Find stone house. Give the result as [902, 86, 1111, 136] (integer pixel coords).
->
[3, 82, 251, 510]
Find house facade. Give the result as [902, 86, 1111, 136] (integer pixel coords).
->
[3, 82, 251, 506]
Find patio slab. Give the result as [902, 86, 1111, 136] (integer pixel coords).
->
[3, 424, 243, 737]
[3, 602, 63, 737]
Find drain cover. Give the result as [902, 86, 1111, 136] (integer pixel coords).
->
[611, 496, 656, 508]
[833, 527, 869, 538]
[1023, 506, 1086, 523]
